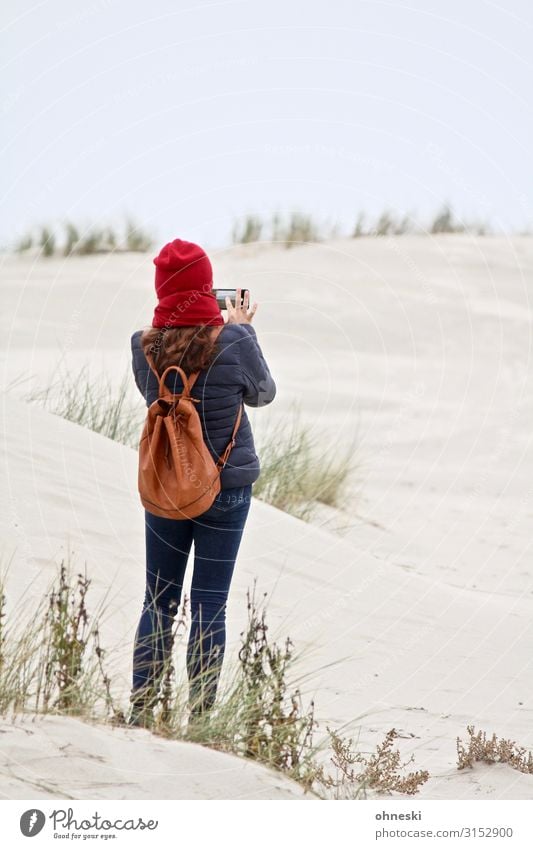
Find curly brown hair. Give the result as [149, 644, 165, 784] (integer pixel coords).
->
[141, 325, 222, 376]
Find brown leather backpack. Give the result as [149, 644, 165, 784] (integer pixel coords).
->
[137, 327, 243, 519]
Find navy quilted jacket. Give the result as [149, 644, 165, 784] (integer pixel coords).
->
[130, 323, 276, 489]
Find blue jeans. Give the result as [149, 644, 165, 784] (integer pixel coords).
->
[131, 484, 253, 714]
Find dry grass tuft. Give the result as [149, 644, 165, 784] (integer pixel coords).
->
[314, 727, 429, 798]
[457, 725, 533, 774]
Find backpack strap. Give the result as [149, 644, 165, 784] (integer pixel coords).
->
[145, 351, 201, 396]
[143, 324, 225, 396]
[215, 402, 243, 470]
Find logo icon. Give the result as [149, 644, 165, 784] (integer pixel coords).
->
[20, 809, 46, 837]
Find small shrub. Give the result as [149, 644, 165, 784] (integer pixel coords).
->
[457, 725, 533, 774]
[168, 584, 320, 788]
[39, 561, 92, 713]
[0, 553, 123, 721]
[314, 727, 429, 798]
[236, 586, 317, 776]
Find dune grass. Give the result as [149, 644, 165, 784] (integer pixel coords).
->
[0, 552, 430, 796]
[229, 204, 496, 248]
[38, 225, 56, 257]
[63, 223, 119, 256]
[13, 217, 154, 257]
[231, 214, 264, 245]
[231, 210, 335, 247]
[22, 363, 357, 523]
[252, 405, 359, 521]
[12, 204, 508, 259]
[24, 362, 145, 448]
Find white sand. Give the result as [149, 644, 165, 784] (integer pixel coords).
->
[1, 236, 532, 799]
[0, 714, 311, 800]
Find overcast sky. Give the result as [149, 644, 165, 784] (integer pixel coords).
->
[2, 0, 531, 250]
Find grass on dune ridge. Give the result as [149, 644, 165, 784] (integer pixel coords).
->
[11, 202, 522, 258]
[13, 216, 153, 257]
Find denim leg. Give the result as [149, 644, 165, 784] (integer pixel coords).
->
[131, 510, 194, 703]
[187, 485, 252, 712]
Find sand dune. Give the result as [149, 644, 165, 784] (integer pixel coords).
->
[1, 236, 532, 799]
[0, 714, 311, 801]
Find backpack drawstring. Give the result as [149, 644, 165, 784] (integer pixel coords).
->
[164, 437, 172, 470]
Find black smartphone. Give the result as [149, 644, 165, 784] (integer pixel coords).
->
[213, 288, 249, 311]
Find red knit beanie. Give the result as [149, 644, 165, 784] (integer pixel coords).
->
[151, 238, 224, 327]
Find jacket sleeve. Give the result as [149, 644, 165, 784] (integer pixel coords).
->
[131, 332, 156, 407]
[237, 324, 277, 407]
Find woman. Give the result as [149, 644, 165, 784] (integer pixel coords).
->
[128, 238, 276, 729]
